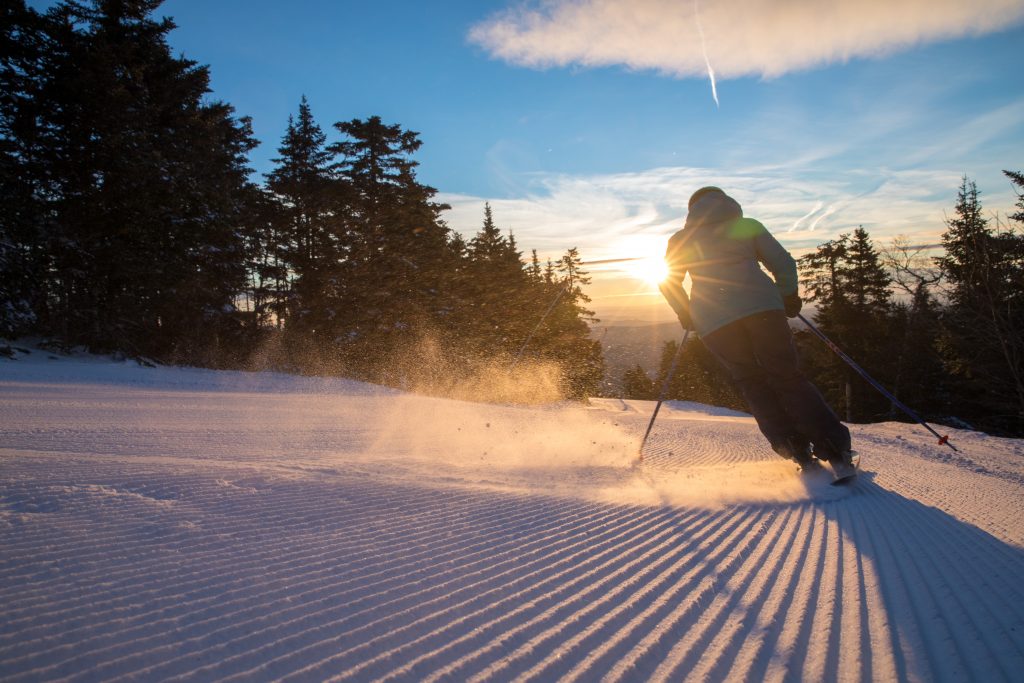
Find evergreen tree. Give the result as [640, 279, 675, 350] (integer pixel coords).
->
[327, 116, 453, 377]
[0, 1, 44, 337]
[468, 203, 506, 261]
[535, 248, 603, 397]
[622, 364, 655, 400]
[657, 338, 745, 411]
[265, 96, 340, 342]
[0, 0, 257, 359]
[238, 186, 289, 331]
[527, 249, 543, 282]
[936, 177, 1024, 433]
[1006, 170, 1024, 224]
[799, 228, 894, 420]
[462, 202, 530, 354]
[845, 228, 893, 316]
[798, 236, 850, 414]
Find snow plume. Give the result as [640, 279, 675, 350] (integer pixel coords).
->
[603, 460, 852, 508]
[382, 332, 567, 405]
[365, 383, 851, 509]
[1, 347, 855, 511]
[366, 394, 852, 509]
[370, 395, 636, 478]
[469, 0, 1024, 80]
[244, 330, 565, 404]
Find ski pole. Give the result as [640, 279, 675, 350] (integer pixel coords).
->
[638, 329, 691, 461]
[797, 313, 958, 452]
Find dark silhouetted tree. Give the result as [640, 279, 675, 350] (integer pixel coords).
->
[0, 0, 257, 360]
[623, 364, 655, 400]
[881, 236, 948, 420]
[265, 96, 341, 343]
[461, 203, 531, 355]
[657, 338, 745, 411]
[936, 176, 1024, 433]
[327, 115, 453, 377]
[799, 228, 894, 420]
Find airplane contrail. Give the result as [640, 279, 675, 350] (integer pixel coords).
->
[808, 205, 837, 231]
[790, 202, 824, 232]
[694, 0, 719, 108]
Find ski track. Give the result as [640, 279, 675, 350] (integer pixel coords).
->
[2, 362, 1024, 682]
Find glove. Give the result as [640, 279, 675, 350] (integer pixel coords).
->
[783, 293, 802, 318]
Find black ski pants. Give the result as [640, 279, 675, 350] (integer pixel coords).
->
[702, 310, 851, 462]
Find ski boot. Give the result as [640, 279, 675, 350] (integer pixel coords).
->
[775, 438, 823, 476]
[829, 449, 859, 484]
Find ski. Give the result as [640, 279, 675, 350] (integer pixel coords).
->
[830, 453, 861, 486]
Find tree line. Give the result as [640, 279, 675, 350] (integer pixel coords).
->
[0, 0, 603, 398]
[624, 175, 1024, 437]
[3, 1, 1021, 432]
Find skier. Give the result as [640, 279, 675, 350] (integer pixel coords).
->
[658, 186, 854, 478]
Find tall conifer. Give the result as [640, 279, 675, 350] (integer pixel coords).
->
[1, 0, 257, 358]
[328, 116, 452, 374]
[799, 229, 893, 420]
[266, 96, 339, 340]
[937, 177, 1024, 433]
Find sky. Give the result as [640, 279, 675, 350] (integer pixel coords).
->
[28, 0, 1024, 322]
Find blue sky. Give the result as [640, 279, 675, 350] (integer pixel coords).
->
[29, 0, 1024, 321]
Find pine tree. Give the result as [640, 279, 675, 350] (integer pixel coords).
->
[845, 228, 892, 316]
[1006, 170, 1024, 224]
[658, 338, 745, 411]
[622, 364, 655, 400]
[938, 178, 991, 308]
[799, 228, 894, 420]
[0, 1, 45, 337]
[527, 249, 543, 282]
[238, 186, 289, 331]
[937, 176, 1024, 433]
[882, 237, 948, 420]
[537, 248, 603, 398]
[265, 96, 340, 343]
[1, 0, 257, 359]
[327, 116, 453, 377]
[462, 203, 529, 355]
[468, 203, 506, 261]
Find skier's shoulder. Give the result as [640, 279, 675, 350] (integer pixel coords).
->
[665, 227, 691, 260]
[667, 226, 688, 246]
[726, 217, 769, 240]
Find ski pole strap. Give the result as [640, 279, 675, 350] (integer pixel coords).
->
[797, 314, 958, 453]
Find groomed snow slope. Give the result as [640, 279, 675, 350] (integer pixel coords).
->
[2, 350, 1023, 682]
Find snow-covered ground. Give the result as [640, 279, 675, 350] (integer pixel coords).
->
[2, 348, 1023, 681]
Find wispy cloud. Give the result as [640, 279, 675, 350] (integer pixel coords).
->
[441, 164, 1024, 321]
[903, 97, 1024, 165]
[439, 165, 997, 263]
[469, 0, 1024, 80]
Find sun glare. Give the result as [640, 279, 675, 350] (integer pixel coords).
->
[627, 255, 670, 287]
[611, 235, 672, 289]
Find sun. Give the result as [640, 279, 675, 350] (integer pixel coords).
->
[610, 235, 673, 289]
[623, 254, 670, 287]
[639, 256, 671, 286]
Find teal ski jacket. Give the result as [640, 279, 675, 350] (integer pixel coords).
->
[661, 190, 798, 336]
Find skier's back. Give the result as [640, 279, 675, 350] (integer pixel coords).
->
[660, 186, 854, 475]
